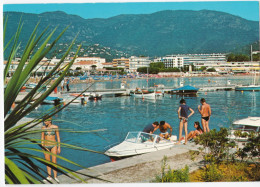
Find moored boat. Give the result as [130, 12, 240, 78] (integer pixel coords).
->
[235, 71, 260, 91]
[171, 85, 199, 95]
[228, 117, 260, 142]
[235, 85, 260, 91]
[104, 131, 177, 159]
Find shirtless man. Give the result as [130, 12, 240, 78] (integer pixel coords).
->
[158, 121, 172, 139]
[198, 98, 211, 133]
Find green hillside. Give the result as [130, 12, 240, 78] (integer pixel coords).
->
[4, 10, 259, 59]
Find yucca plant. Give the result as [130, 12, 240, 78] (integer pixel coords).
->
[4, 16, 108, 184]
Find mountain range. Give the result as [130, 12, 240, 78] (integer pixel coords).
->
[4, 10, 259, 58]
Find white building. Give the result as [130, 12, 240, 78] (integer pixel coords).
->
[71, 61, 99, 71]
[193, 61, 260, 73]
[74, 57, 106, 69]
[4, 60, 56, 77]
[129, 56, 151, 72]
[177, 53, 227, 66]
[154, 56, 184, 68]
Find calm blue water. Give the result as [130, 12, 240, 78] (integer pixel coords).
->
[27, 76, 260, 174]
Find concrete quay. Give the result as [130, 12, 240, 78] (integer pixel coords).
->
[55, 142, 203, 184]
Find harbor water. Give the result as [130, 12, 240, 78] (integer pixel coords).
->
[27, 76, 260, 173]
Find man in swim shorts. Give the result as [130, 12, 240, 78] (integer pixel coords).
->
[158, 121, 172, 139]
[198, 98, 212, 133]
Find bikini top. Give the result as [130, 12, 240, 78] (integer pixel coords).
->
[44, 128, 56, 136]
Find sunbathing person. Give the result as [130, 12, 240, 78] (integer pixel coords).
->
[187, 121, 203, 141]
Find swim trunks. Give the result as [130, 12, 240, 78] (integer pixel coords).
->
[201, 116, 210, 121]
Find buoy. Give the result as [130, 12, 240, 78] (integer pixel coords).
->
[241, 91, 244, 93]
[205, 92, 207, 95]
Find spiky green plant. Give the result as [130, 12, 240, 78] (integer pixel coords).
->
[4, 16, 107, 184]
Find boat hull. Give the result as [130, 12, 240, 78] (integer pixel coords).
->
[104, 132, 176, 158]
[235, 85, 260, 91]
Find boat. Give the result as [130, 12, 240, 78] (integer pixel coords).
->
[25, 83, 37, 89]
[171, 85, 199, 95]
[228, 117, 260, 142]
[104, 131, 177, 159]
[130, 91, 156, 99]
[235, 71, 260, 91]
[235, 85, 260, 91]
[42, 96, 63, 105]
[69, 92, 101, 101]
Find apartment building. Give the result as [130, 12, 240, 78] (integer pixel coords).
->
[177, 53, 227, 65]
[193, 61, 260, 73]
[154, 56, 184, 68]
[129, 56, 151, 72]
[112, 58, 130, 70]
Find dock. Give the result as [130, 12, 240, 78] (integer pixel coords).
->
[50, 142, 203, 184]
[61, 84, 237, 97]
[16, 84, 237, 102]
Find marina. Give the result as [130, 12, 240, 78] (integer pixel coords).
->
[23, 75, 260, 174]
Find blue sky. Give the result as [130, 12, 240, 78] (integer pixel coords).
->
[3, 1, 259, 21]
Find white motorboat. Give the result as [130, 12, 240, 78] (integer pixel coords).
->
[105, 131, 177, 159]
[130, 91, 156, 99]
[228, 117, 260, 141]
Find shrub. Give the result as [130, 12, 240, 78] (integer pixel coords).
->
[201, 163, 222, 182]
[153, 156, 190, 182]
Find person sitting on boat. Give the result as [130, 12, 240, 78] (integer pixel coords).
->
[158, 121, 173, 139]
[187, 121, 203, 141]
[141, 122, 159, 142]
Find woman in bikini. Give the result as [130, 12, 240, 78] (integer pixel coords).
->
[41, 117, 61, 182]
[187, 121, 203, 140]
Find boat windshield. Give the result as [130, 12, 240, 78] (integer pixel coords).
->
[125, 132, 170, 144]
[233, 125, 259, 132]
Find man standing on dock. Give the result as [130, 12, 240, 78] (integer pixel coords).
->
[198, 98, 211, 133]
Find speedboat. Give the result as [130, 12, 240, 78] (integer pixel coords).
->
[105, 131, 177, 159]
[228, 117, 260, 142]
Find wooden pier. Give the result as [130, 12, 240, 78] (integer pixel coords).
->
[61, 84, 237, 97]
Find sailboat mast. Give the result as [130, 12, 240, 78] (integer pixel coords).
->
[147, 66, 148, 88]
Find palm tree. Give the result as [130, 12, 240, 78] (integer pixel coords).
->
[4, 17, 106, 184]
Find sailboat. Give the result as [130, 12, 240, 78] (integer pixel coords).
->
[235, 44, 260, 91]
[235, 70, 260, 91]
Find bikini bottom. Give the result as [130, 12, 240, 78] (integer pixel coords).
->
[201, 116, 210, 121]
[44, 145, 56, 151]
